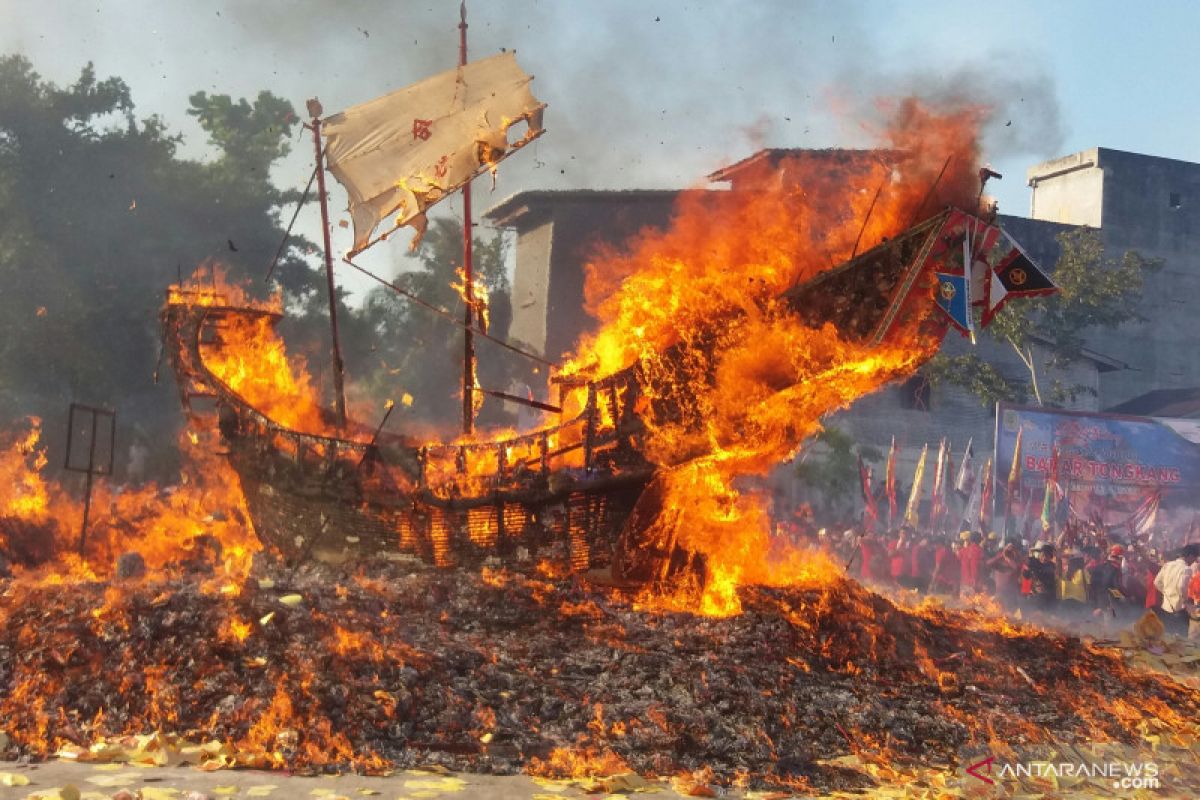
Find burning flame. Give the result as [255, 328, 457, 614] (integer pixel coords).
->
[0, 418, 51, 521]
[0, 419, 258, 580]
[178, 266, 329, 435]
[200, 314, 329, 434]
[560, 99, 985, 614]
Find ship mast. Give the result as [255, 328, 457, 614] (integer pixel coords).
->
[459, 1, 476, 436]
[306, 98, 349, 429]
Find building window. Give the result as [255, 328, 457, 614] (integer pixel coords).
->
[898, 375, 931, 411]
[1170, 192, 1182, 209]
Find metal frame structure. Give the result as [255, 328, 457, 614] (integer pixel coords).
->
[64, 402, 116, 557]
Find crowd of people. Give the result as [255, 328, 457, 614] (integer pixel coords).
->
[776, 511, 1200, 639]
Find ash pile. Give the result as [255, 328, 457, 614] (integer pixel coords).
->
[0, 554, 1196, 793]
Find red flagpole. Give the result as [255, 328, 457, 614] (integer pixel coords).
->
[459, 1, 476, 436]
[308, 100, 348, 428]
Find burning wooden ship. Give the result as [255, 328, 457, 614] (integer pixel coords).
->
[161, 207, 1053, 577]
[160, 42, 1057, 579]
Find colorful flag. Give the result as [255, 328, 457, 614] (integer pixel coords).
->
[978, 455, 994, 531]
[954, 437, 974, 496]
[1017, 484, 1035, 540]
[934, 272, 972, 334]
[930, 439, 949, 530]
[982, 237, 1057, 326]
[885, 436, 898, 525]
[1128, 488, 1161, 538]
[1040, 448, 1059, 533]
[858, 454, 878, 533]
[905, 444, 929, 528]
[1004, 427, 1023, 536]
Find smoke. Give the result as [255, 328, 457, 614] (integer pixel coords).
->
[833, 58, 1066, 164]
[2, 1, 1063, 271]
[196, 1, 876, 191]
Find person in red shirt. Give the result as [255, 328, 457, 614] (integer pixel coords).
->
[929, 536, 960, 595]
[988, 542, 1023, 609]
[1144, 550, 1162, 610]
[889, 527, 914, 587]
[858, 531, 882, 583]
[959, 531, 984, 595]
[911, 534, 936, 591]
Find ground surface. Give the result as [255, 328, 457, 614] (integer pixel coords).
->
[1, 559, 1198, 796]
[1, 756, 1198, 799]
[0, 761, 698, 800]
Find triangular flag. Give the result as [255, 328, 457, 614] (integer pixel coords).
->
[982, 267, 1010, 326]
[858, 454, 878, 533]
[979, 455, 994, 530]
[885, 436, 898, 525]
[954, 437, 974, 496]
[981, 231, 1056, 326]
[935, 272, 972, 334]
[996, 247, 1056, 297]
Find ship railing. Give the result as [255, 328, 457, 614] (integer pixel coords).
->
[166, 296, 648, 500]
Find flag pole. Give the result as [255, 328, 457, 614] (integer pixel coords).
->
[307, 98, 348, 428]
[459, 1, 477, 436]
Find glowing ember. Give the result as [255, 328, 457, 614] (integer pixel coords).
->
[0, 563, 1194, 791]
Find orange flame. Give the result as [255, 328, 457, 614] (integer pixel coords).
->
[0, 420, 259, 580]
[561, 99, 985, 614]
[0, 418, 52, 521]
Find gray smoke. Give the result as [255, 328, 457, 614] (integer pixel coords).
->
[3, 1, 1063, 271]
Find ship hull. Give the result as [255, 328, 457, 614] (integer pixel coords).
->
[161, 208, 1037, 577]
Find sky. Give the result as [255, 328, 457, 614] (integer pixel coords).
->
[4, 0, 1199, 298]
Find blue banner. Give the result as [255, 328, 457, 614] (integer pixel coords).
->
[995, 403, 1200, 543]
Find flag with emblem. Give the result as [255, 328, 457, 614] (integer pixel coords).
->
[982, 234, 1057, 326]
[934, 272, 972, 334]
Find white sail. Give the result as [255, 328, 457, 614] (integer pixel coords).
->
[321, 52, 545, 254]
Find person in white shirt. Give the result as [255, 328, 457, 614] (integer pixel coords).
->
[1155, 543, 1199, 635]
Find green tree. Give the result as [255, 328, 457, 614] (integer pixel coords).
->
[925, 228, 1159, 408]
[794, 427, 881, 513]
[356, 216, 537, 431]
[0, 56, 317, 477]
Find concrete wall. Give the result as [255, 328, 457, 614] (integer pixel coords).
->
[1095, 149, 1200, 406]
[508, 217, 554, 354]
[1026, 148, 1200, 408]
[492, 146, 1200, 507]
[491, 192, 681, 361]
[1028, 148, 1105, 226]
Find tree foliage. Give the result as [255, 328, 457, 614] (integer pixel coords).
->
[794, 426, 881, 512]
[356, 217, 536, 431]
[0, 55, 317, 475]
[925, 227, 1160, 408]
